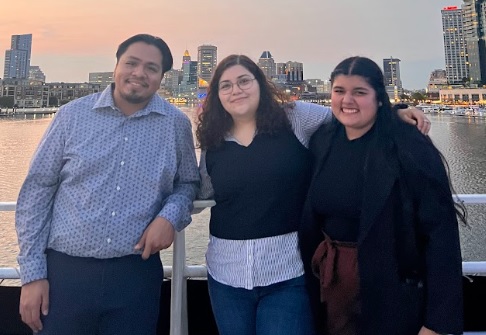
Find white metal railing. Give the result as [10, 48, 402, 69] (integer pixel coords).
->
[1, 195, 486, 335]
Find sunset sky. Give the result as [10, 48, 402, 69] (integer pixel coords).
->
[1, 0, 462, 89]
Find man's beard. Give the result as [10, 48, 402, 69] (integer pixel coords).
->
[121, 90, 150, 104]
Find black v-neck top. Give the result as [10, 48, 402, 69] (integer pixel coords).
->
[309, 126, 374, 242]
[206, 129, 312, 240]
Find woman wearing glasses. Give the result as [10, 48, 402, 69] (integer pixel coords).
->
[195, 54, 429, 335]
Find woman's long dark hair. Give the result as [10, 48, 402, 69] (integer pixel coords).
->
[196, 55, 292, 150]
[330, 56, 467, 225]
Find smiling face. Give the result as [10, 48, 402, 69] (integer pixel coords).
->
[113, 41, 164, 115]
[331, 74, 379, 140]
[218, 64, 260, 122]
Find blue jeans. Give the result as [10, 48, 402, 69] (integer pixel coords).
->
[208, 274, 316, 335]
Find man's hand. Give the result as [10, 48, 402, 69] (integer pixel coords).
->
[135, 217, 175, 260]
[397, 107, 431, 135]
[19, 279, 49, 332]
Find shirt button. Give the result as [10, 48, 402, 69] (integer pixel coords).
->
[116, 186, 121, 191]
[120, 161, 125, 166]
[111, 211, 116, 216]
[124, 137, 128, 141]
[107, 238, 111, 243]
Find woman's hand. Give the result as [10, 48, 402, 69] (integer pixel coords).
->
[417, 325, 439, 335]
[397, 107, 431, 135]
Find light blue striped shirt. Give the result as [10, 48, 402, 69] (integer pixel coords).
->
[16, 85, 200, 285]
[199, 102, 332, 289]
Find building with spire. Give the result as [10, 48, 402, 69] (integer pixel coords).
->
[258, 51, 276, 79]
[180, 50, 198, 96]
[3, 34, 32, 79]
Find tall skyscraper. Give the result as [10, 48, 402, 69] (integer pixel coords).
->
[383, 57, 403, 101]
[180, 50, 198, 94]
[197, 45, 217, 87]
[3, 34, 32, 79]
[441, 6, 469, 84]
[258, 51, 276, 79]
[181, 50, 197, 86]
[462, 0, 486, 85]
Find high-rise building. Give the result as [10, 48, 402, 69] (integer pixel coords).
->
[441, 6, 469, 84]
[181, 50, 197, 85]
[462, 0, 486, 85]
[285, 61, 304, 83]
[197, 45, 217, 87]
[258, 51, 276, 79]
[3, 34, 33, 79]
[383, 57, 403, 100]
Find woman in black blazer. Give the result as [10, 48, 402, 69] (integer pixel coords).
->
[299, 56, 467, 335]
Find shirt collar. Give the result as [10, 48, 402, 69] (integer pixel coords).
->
[92, 83, 168, 117]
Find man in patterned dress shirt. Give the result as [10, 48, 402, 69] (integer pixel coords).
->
[15, 34, 200, 334]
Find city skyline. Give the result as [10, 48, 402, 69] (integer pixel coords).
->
[1, 0, 462, 89]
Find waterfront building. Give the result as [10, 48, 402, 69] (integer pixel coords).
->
[28, 66, 46, 83]
[1, 78, 48, 107]
[427, 69, 449, 99]
[3, 34, 33, 80]
[383, 57, 403, 101]
[47, 82, 101, 106]
[439, 86, 486, 103]
[258, 51, 276, 79]
[441, 6, 469, 84]
[197, 45, 217, 87]
[462, 0, 486, 85]
[88, 72, 113, 89]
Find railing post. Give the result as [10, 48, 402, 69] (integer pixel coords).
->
[170, 230, 188, 335]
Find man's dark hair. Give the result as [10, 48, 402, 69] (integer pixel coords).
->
[116, 34, 173, 74]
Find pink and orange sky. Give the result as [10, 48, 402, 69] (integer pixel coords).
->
[1, 0, 462, 89]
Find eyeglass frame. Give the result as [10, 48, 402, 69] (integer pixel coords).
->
[218, 75, 257, 95]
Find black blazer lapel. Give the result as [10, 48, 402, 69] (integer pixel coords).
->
[358, 137, 398, 245]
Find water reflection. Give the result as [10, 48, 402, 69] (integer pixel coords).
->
[0, 113, 485, 273]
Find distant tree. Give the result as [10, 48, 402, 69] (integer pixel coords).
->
[0, 96, 14, 108]
[411, 92, 426, 102]
[399, 93, 410, 101]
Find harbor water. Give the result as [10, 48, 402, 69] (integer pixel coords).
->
[1, 109, 485, 282]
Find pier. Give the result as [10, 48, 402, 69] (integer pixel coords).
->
[0, 107, 58, 118]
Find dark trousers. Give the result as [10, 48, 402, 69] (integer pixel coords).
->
[39, 249, 163, 335]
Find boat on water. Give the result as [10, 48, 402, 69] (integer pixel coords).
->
[1, 197, 486, 335]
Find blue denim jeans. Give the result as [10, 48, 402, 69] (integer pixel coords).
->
[208, 274, 316, 335]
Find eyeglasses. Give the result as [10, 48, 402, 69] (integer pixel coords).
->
[218, 76, 256, 95]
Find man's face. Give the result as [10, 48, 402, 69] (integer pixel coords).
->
[113, 41, 164, 110]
